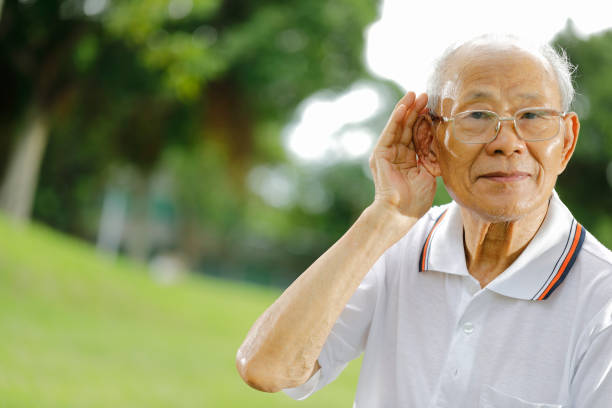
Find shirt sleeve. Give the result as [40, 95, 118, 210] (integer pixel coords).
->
[281, 255, 384, 400]
[570, 299, 612, 408]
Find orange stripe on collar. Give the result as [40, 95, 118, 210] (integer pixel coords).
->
[537, 223, 585, 300]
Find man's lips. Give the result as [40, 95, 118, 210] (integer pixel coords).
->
[478, 171, 531, 182]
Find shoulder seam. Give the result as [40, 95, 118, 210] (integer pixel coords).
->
[581, 244, 612, 268]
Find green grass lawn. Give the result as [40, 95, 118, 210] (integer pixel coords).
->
[0, 216, 361, 407]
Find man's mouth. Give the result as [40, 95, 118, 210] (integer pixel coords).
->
[479, 171, 531, 182]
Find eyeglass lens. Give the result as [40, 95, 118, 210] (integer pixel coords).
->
[452, 109, 561, 143]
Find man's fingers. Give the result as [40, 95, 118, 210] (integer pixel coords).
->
[399, 93, 428, 145]
[404, 93, 428, 129]
[375, 92, 416, 148]
[375, 102, 408, 148]
[395, 91, 416, 110]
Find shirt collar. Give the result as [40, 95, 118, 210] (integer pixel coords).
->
[419, 191, 585, 301]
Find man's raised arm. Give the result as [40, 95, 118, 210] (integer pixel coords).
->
[235, 92, 436, 393]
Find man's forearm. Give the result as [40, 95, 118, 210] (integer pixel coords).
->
[235, 202, 418, 392]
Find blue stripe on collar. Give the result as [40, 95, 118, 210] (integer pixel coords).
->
[534, 222, 585, 300]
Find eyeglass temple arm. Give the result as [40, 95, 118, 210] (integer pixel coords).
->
[427, 109, 450, 122]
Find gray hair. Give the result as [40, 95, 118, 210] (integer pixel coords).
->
[426, 34, 576, 112]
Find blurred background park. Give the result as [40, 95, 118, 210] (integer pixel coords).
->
[1, 0, 611, 406]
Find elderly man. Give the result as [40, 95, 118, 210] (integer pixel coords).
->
[236, 35, 612, 407]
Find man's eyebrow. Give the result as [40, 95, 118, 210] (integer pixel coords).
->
[462, 91, 544, 102]
[463, 91, 494, 101]
[516, 92, 544, 101]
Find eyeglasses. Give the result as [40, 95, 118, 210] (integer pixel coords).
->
[429, 107, 567, 144]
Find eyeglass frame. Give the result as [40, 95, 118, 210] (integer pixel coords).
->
[427, 107, 568, 144]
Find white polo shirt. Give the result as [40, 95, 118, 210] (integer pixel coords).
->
[283, 192, 612, 407]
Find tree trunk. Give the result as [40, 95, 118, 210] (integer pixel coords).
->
[0, 105, 49, 221]
[206, 79, 254, 182]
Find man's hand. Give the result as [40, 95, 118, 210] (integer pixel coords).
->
[369, 92, 437, 219]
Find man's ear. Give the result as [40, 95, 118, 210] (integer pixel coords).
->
[413, 114, 441, 177]
[558, 112, 580, 174]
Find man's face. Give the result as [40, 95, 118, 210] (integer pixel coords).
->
[432, 47, 579, 222]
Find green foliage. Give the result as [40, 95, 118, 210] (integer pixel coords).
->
[101, 0, 377, 107]
[104, 0, 225, 101]
[163, 141, 244, 235]
[2, 0, 379, 237]
[0, 213, 362, 406]
[553, 24, 612, 247]
[73, 34, 99, 72]
[105, 0, 220, 43]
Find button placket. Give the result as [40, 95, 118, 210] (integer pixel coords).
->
[432, 291, 490, 407]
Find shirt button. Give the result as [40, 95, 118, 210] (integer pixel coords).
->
[463, 322, 474, 334]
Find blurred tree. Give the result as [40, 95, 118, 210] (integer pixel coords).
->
[554, 23, 612, 246]
[0, 0, 378, 224]
[0, 0, 92, 220]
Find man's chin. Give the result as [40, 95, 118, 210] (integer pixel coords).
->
[446, 184, 552, 221]
[456, 195, 540, 223]
[471, 205, 526, 223]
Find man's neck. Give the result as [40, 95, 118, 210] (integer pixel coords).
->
[461, 201, 549, 288]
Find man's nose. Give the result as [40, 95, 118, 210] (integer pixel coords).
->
[484, 119, 526, 156]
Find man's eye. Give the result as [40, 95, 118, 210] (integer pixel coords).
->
[468, 111, 490, 120]
[520, 111, 541, 120]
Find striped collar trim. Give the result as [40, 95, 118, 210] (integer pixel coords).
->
[419, 210, 448, 273]
[532, 220, 585, 300]
[418, 193, 586, 301]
